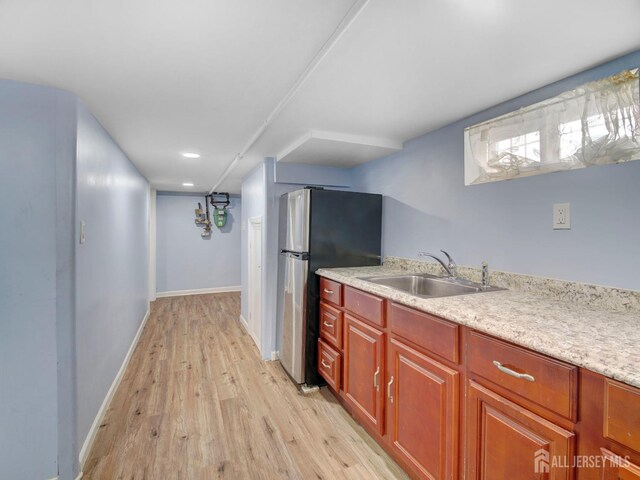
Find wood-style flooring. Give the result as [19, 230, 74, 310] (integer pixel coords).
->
[83, 293, 408, 480]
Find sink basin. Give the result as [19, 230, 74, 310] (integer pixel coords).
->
[360, 273, 505, 299]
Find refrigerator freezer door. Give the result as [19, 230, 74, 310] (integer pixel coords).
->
[279, 252, 309, 384]
[283, 189, 310, 253]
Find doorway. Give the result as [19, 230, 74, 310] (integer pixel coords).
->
[247, 217, 262, 351]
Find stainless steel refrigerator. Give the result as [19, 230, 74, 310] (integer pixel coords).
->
[277, 187, 382, 387]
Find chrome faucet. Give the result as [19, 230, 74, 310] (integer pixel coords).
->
[418, 250, 457, 278]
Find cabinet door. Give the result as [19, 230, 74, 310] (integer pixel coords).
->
[343, 313, 385, 435]
[601, 449, 640, 480]
[466, 381, 575, 480]
[387, 338, 459, 480]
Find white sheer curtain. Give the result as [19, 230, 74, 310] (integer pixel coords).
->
[464, 68, 640, 185]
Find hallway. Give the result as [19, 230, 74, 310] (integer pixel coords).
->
[83, 293, 408, 479]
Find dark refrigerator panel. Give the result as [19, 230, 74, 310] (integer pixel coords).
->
[308, 189, 383, 271]
[303, 189, 383, 386]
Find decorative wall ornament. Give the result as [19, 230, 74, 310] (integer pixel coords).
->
[464, 68, 640, 185]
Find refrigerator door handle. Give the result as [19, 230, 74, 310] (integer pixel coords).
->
[281, 250, 309, 260]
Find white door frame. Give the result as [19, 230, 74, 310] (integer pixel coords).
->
[148, 188, 157, 302]
[247, 216, 263, 352]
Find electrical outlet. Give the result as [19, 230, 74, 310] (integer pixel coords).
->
[79, 220, 86, 244]
[553, 203, 571, 230]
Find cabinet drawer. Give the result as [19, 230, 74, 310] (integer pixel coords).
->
[320, 277, 342, 306]
[467, 331, 578, 421]
[318, 339, 341, 391]
[319, 301, 343, 350]
[344, 286, 385, 327]
[604, 378, 640, 452]
[388, 302, 459, 364]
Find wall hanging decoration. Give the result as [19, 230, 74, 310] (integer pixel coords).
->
[464, 68, 640, 185]
[194, 198, 212, 237]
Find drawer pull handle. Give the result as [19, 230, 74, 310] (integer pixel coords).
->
[387, 376, 394, 403]
[323, 288, 334, 294]
[493, 360, 535, 382]
[373, 366, 380, 390]
[321, 359, 331, 369]
[323, 321, 334, 328]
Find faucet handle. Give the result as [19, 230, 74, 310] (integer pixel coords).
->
[481, 262, 489, 288]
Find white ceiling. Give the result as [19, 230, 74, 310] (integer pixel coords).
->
[277, 130, 402, 167]
[1, 0, 639, 193]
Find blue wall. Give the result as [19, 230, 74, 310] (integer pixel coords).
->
[0, 80, 75, 480]
[274, 161, 351, 187]
[0, 79, 151, 480]
[156, 193, 241, 293]
[241, 159, 354, 359]
[352, 51, 640, 291]
[75, 102, 150, 463]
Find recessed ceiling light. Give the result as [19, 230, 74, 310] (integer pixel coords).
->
[182, 152, 200, 158]
[182, 182, 194, 187]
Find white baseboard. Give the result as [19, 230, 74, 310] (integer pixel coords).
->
[45, 473, 81, 480]
[156, 286, 241, 298]
[78, 306, 151, 469]
[238, 314, 262, 354]
[271, 351, 279, 361]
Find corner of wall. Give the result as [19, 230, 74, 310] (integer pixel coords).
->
[55, 87, 81, 480]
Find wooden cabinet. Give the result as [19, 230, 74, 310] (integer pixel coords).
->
[317, 275, 640, 480]
[600, 448, 640, 480]
[387, 338, 459, 480]
[467, 331, 578, 421]
[603, 379, 640, 453]
[466, 381, 575, 480]
[320, 277, 342, 306]
[343, 313, 386, 435]
[317, 338, 341, 391]
[344, 285, 385, 327]
[319, 301, 343, 349]
[388, 301, 460, 364]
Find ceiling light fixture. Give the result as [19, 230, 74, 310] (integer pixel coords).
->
[182, 152, 200, 158]
[182, 182, 194, 187]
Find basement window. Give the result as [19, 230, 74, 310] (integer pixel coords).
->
[464, 68, 640, 185]
[493, 130, 541, 165]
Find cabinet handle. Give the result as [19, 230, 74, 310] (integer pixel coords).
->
[323, 288, 334, 294]
[373, 366, 380, 390]
[323, 321, 334, 328]
[387, 376, 394, 403]
[321, 359, 331, 369]
[492, 360, 535, 382]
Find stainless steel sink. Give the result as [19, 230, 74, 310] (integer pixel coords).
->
[359, 273, 505, 299]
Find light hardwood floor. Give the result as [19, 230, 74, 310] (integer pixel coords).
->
[83, 293, 408, 480]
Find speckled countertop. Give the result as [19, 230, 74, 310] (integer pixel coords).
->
[316, 263, 640, 388]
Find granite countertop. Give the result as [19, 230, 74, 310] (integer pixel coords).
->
[316, 264, 640, 388]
